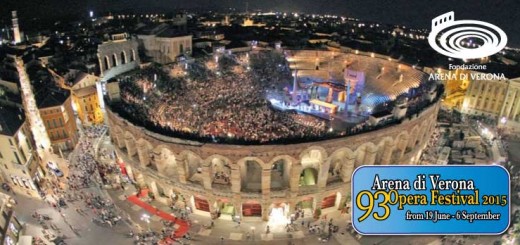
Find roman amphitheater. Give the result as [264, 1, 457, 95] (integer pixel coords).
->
[105, 49, 441, 222]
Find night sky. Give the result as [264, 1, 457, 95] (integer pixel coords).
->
[3, 0, 520, 47]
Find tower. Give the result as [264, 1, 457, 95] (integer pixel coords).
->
[11, 11, 22, 44]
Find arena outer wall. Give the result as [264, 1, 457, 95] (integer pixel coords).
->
[106, 97, 440, 221]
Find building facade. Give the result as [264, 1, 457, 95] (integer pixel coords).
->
[38, 93, 79, 151]
[106, 100, 440, 221]
[0, 106, 45, 197]
[97, 34, 141, 81]
[459, 72, 520, 134]
[461, 72, 509, 117]
[51, 70, 104, 125]
[137, 32, 192, 64]
[73, 86, 103, 125]
[0, 193, 23, 245]
[499, 78, 520, 134]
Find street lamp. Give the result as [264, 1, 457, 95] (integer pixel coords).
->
[141, 214, 151, 232]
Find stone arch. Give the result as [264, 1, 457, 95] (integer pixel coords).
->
[112, 53, 118, 67]
[267, 155, 296, 190]
[354, 142, 377, 167]
[237, 157, 265, 193]
[300, 147, 326, 187]
[120, 51, 127, 65]
[111, 125, 124, 148]
[179, 151, 203, 185]
[104, 56, 110, 71]
[299, 167, 318, 186]
[328, 147, 356, 183]
[153, 145, 177, 179]
[123, 131, 137, 157]
[391, 132, 409, 164]
[130, 49, 136, 62]
[205, 155, 232, 190]
[300, 147, 326, 170]
[376, 137, 395, 165]
[299, 146, 328, 164]
[136, 138, 153, 167]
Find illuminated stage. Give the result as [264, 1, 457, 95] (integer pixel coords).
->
[264, 50, 429, 131]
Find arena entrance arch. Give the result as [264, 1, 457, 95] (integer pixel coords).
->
[149, 181, 167, 203]
[296, 197, 314, 217]
[242, 201, 262, 217]
[191, 195, 210, 213]
[214, 199, 235, 220]
[167, 188, 181, 206]
[321, 192, 342, 210]
[268, 202, 289, 225]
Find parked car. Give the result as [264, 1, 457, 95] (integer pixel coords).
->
[47, 162, 64, 177]
[49, 168, 64, 177]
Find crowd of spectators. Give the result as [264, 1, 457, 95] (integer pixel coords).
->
[112, 50, 443, 144]
[117, 51, 329, 143]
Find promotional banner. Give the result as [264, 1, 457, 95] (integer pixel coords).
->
[352, 165, 510, 235]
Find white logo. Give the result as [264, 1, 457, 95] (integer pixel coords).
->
[428, 11, 507, 59]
